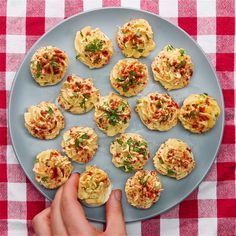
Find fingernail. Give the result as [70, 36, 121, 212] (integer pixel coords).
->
[114, 189, 122, 201]
[72, 171, 80, 175]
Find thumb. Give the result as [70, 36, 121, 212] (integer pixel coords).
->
[105, 189, 127, 236]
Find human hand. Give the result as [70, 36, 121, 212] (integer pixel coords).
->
[32, 173, 127, 236]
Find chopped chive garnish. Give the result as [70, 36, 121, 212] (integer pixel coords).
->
[36, 63, 42, 78]
[167, 169, 176, 175]
[47, 107, 54, 115]
[117, 139, 123, 145]
[179, 49, 185, 56]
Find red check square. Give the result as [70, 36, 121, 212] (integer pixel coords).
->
[217, 162, 236, 181]
[179, 200, 198, 218]
[0, 164, 7, 182]
[223, 89, 235, 108]
[0, 201, 7, 219]
[217, 199, 236, 217]
[0, 53, 6, 71]
[222, 125, 235, 144]
[217, 17, 235, 35]
[178, 17, 197, 35]
[216, 53, 234, 72]
[26, 17, 45, 35]
[27, 201, 46, 220]
[0, 91, 6, 108]
[0, 17, 6, 34]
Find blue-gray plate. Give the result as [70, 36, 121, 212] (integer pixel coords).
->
[8, 8, 224, 222]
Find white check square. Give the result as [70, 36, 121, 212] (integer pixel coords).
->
[8, 182, 26, 201]
[160, 219, 180, 236]
[84, 0, 103, 11]
[6, 35, 26, 54]
[198, 181, 216, 199]
[7, 145, 19, 164]
[121, 0, 140, 9]
[197, 35, 216, 53]
[197, 0, 216, 17]
[45, 0, 65, 17]
[8, 219, 27, 236]
[7, 0, 26, 17]
[159, 0, 178, 17]
[6, 72, 15, 91]
[199, 218, 217, 236]
[126, 222, 141, 236]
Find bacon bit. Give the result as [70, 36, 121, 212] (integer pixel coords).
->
[54, 49, 62, 54]
[51, 167, 58, 179]
[150, 95, 155, 100]
[53, 66, 60, 74]
[45, 67, 51, 74]
[102, 51, 108, 57]
[206, 98, 210, 106]
[105, 57, 111, 64]
[186, 147, 191, 152]
[67, 76, 72, 82]
[200, 115, 209, 121]
[173, 102, 179, 109]
[199, 107, 205, 112]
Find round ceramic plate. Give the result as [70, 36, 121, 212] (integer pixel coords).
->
[9, 8, 224, 222]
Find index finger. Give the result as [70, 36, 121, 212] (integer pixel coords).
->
[60, 173, 94, 235]
[32, 207, 52, 236]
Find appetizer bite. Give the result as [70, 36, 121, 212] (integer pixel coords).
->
[125, 170, 163, 209]
[33, 149, 73, 189]
[153, 138, 195, 180]
[110, 133, 150, 172]
[151, 45, 193, 90]
[179, 94, 221, 133]
[110, 58, 149, 97]
[135, 92, 179, 131]
[117, 19, 155, 58]
[58, 75, 99, 114]
[24, 101, 64, 139]
[61, 126, 98, 163]
[30, 46, 69, 86]
[74, 26, 113, 69]
[78, 166, 112, 207]
[94, 93, 131, 136]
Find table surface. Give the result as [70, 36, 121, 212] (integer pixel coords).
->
[1, 0, 235, 236]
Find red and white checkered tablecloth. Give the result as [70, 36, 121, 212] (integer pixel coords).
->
[0, 0, 235, 235]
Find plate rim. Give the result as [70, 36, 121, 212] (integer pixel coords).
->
[8, 7, 225, 222]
